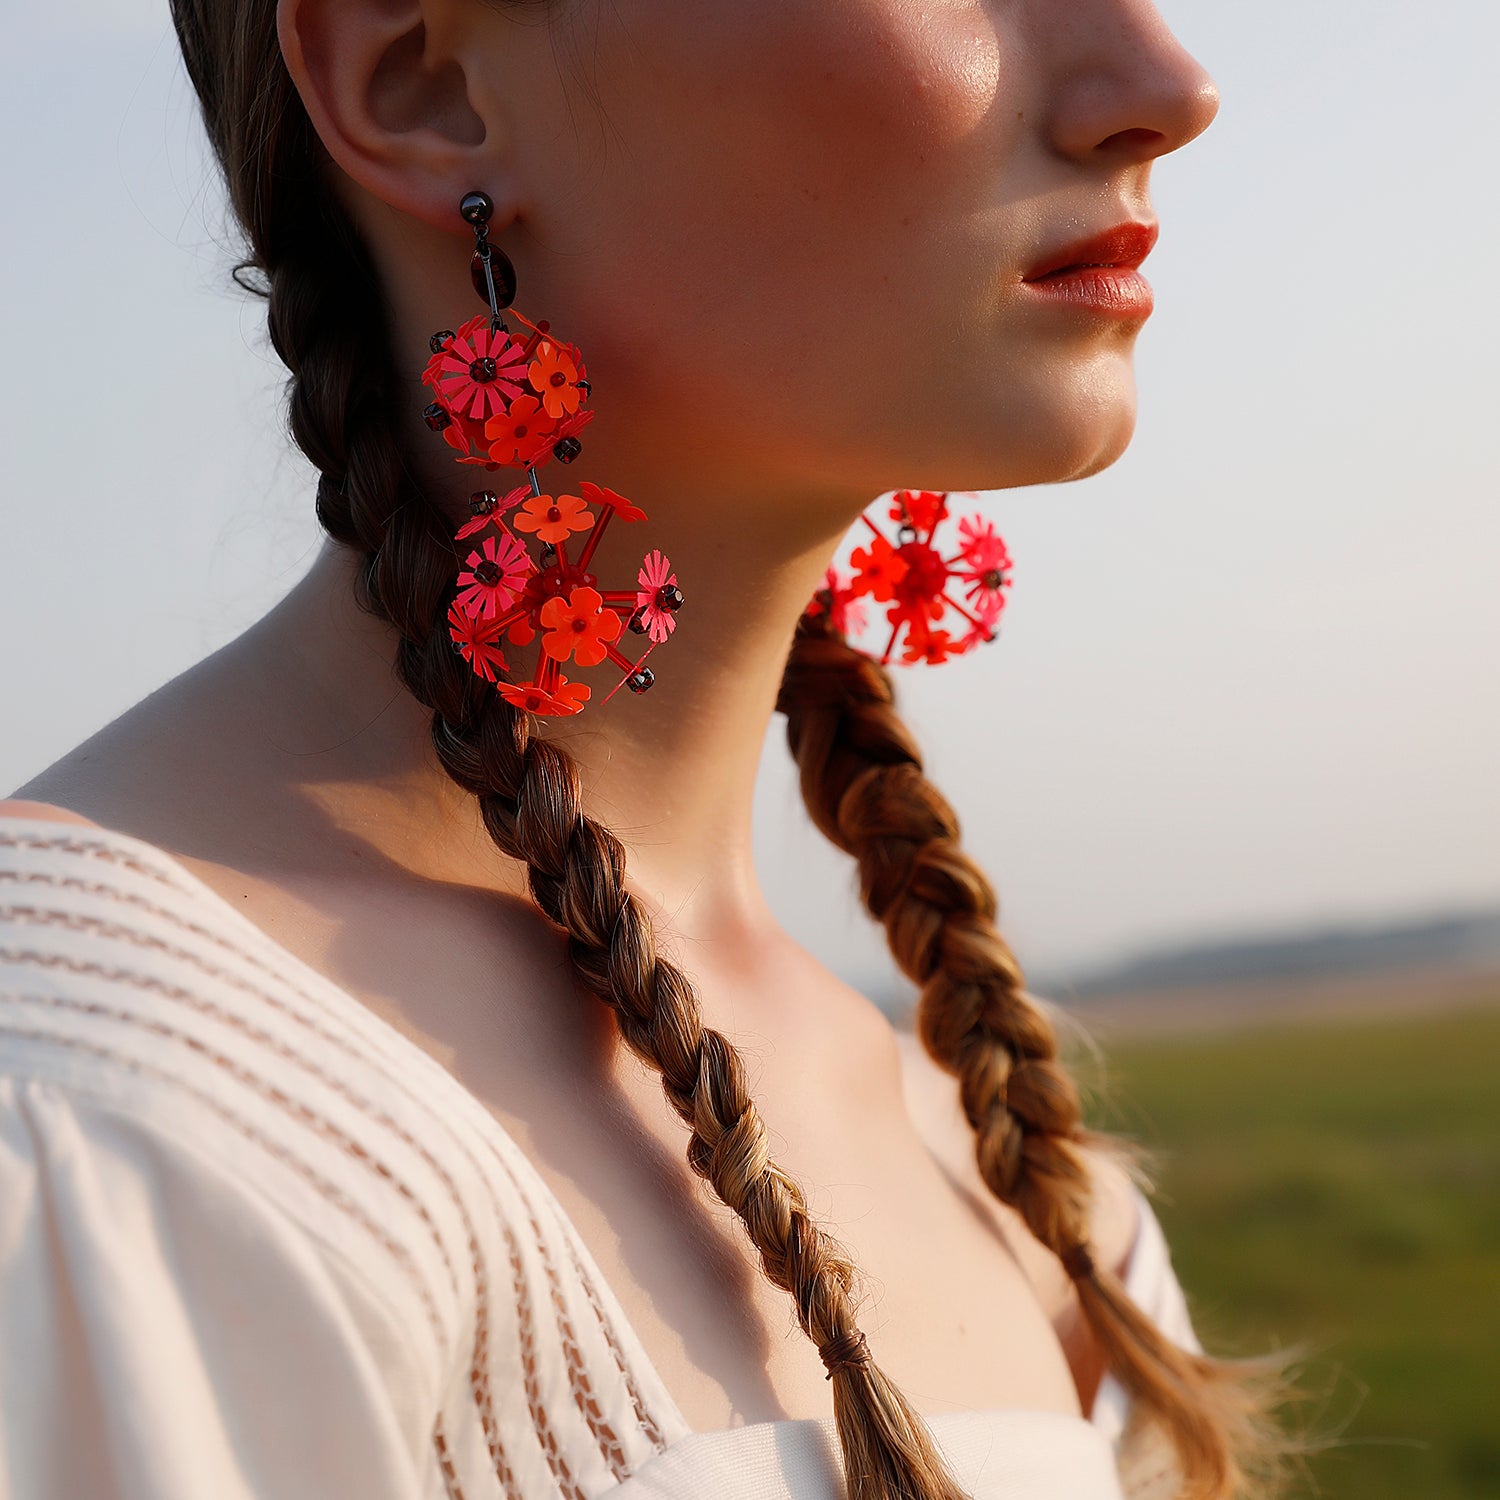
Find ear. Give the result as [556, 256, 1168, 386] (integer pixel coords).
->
[276, 0, 525, 233]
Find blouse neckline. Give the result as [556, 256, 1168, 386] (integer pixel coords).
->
[0, 810, 1126, 1460]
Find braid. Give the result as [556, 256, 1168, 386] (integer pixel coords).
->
[778, 611, 1306, 1500]
[168, 4, 975, 1495]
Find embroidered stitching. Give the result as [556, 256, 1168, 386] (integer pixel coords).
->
[0, 869, 372, 1026]
[503, 1219, 588, 1500]
[0, 832, 176, 886]
[563, 1235, 669, 1451]
[0, 852, 674, 1485]
[0, 928, 539, 1494]
[0, 1003, 446, 1349]
[0, 944, 463, 1295]
[527, 1199, 630, 1479]
[433, 1418, 470, 1500]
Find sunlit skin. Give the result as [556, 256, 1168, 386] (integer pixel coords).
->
[15, 0, 1218, 1434]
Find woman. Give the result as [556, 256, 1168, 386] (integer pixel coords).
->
[0, 1, 1301, 1497]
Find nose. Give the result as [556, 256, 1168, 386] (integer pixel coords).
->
[1042, 0, 1221, 165]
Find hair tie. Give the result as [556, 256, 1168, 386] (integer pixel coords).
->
[819, 1328, 872, 1379]
[1061, 1241, 1097, 1282]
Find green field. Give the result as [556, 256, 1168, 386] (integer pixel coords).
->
[1082, 1003, 1500, 1500]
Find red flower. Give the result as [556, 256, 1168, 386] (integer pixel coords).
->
[513, 491, 593, 546]
[455, 532, 530, 619]
[436, 407, 481, 456]
[635, 550, 681, 644]
[956, 515, 1011, 574]
[484, 395, 557, 468]
[807, 566, 867, 637]
[447, 599, 510, 682]
[889, 490, 949, 535]
[579, 481, 647, 523]
[497, 677, 592, 716]
[539, 585, 624, 666]
[849, 535, 910, 602]
[900, 617, 958, 665]
[455, 483, 532, 540]
[424, 315, 530, 423]
[528, 339, 585, 421]
[886, 539, 950, 628]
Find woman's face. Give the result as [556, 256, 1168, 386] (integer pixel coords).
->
[453, 0, 1219, 521]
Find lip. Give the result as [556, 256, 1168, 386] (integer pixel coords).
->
[1019, 222, 1159, 318]
[1023, 221, 1159, 282]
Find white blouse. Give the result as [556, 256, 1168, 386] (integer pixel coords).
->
[0, 816, 1202, 1500]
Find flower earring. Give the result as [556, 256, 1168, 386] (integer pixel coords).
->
[422, 190, 684, 717]
[804, 489, 1013, 666]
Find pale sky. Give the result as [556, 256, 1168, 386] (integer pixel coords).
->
[3, 2, 1496, 1006]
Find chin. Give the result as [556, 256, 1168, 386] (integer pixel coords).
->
[872, 357, 1143, 493]
[894, 405, 1140, 494]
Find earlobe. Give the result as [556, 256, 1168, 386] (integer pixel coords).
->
[275, 0, 508, 232]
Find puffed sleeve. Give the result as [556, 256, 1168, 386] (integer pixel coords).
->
[1093, 1184, 1208, 1500]
[0, 1073, 433, 1500]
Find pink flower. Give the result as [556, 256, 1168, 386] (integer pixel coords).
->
[956, 515, 1011, 574]
[635, 550, 681, 644]
[455, 532, 530, 619]
[423, 315, 530, 424]
[455, 483, 532, 540]
[807, 566, 867, 637]
[447, 600, 510, 682]
[956, 592, 1005, 651]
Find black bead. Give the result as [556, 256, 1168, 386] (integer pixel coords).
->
[469, 356, 497, 383]
[626, 667, 656, 695]
[576, 379, 592, 397]
[469, 244, 518, 310]
[627, 608, 648, 635]
[429, 330, 455, 354]
[553, 437, 582, 464]
[469, 490, 498, 517]
[538, 543, 558, 567]
[459, 190, 493, 225]
[422, 402, 451, 432]
[657, 584, 685, 612]
[982, 568, 1004, 589]
[473, 559, 502, 586]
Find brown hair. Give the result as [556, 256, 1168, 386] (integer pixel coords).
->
[168, 4, 1310, 1496]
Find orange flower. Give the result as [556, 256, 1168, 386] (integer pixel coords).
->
[528, 339, 583, 420]
[513, 491, 593, 546]
[483, 395, 556, 467]
[539, 585, 624, 667]
[497, 677, 592, 716]
[579, 481, 647, 523]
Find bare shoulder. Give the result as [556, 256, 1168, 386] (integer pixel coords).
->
[894, 1027, 1140, 1278]
[0, 799, 103, 829]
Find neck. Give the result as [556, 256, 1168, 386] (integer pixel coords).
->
[245, 469, 856, 952]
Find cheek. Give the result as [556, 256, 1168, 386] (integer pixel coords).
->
[542, 0, 1013, 449]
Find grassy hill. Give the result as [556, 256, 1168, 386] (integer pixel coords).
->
[1081, 1000, 1500, 1500]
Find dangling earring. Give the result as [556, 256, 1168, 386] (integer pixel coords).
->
[804, 489, 1014, 667]
[421, 190, 684, 718]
